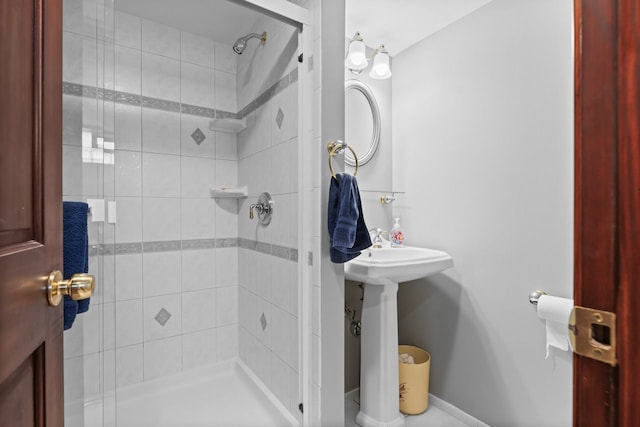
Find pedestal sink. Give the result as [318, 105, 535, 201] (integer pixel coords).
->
[345, 246, 453, 427]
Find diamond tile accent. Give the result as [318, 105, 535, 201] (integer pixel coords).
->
[191, 128, 206, 145]
[260, 312, 267, 331]
[275, 107, 284, 129]
[155, 308, 172, 326]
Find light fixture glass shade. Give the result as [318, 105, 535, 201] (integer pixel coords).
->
[369, 49, 392, 79]
[345, 39, 368, 71]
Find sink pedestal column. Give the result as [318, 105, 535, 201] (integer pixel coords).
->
[356, 281, 405, 427]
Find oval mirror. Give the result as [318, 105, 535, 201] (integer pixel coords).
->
[344, 79, 381, 166]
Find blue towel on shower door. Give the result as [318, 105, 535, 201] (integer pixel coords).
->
[63, 201, 90, 330]
[328, 173, 372, 263]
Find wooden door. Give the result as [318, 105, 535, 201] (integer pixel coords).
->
[0, 0, 63, 426]
[574, 0, 640, 425]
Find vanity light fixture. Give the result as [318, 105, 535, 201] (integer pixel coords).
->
[345, 32, 392, 80]
[369, 45, 391, 79]
[345, 32, 368, 72]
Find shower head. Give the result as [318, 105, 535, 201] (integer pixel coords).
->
[232, 32, 267, 54]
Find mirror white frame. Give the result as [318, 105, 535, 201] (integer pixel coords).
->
[345, 79, 381, 166]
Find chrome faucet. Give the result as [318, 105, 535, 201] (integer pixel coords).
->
[368, 228, 387, 248]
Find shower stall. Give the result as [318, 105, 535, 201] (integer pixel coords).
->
[61, 0, 313, 425]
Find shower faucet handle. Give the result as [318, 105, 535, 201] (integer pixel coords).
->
[249, 192, 274, 225]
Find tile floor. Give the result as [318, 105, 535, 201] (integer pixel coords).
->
[345, 390, 470, 427]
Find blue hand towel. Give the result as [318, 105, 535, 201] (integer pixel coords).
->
[328, 174, 372, 263]
[63, 201, 89, 330]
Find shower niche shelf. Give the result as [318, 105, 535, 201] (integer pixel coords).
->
[210, 185, 248, 199]
[209, 118, 247, 134]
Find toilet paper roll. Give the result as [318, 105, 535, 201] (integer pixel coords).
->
[537, 295, 574, 358]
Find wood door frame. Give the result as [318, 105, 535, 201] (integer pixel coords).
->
[574, 0, 640, 425]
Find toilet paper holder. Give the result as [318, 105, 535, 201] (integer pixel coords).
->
[528, 289, 547, 306]
[529, 289, 618, 366]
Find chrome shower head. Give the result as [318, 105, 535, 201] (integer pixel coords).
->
[232, 32, 267, 54]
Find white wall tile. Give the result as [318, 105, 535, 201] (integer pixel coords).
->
[143, 293, 182, 340]
[64, 355, 84, 402]
[214, 70, 236, 112]
[215, 248, 238, 287]
[216, 324, 238, 361]
[215, 159, 237, 187]
[270, 142, 290, 195]
[181, 32, 215, 69]
[141, 53, 180, 102]
[214, 41, 236, 74]
[255, 299, 272, 347]
[271, 84, 298, 146]
[101, 256, 116, 304]
[288, 313, 298, 371]
[289, 261, 298, 316]
[104, 303, 116, 351]
[143, 336, 182, 381]
[182, 289, 216, 333]
[181, 249, 216, 291]
[115, 344, 143, 387]
[181, 114, 216, 158]
[114, 103, 142, 151]
[114, 150, 141, 196]
[271, 353, 291, 412]
[142, 153, 181, 197]
[182, 329, 217, 371]
[63, 0, 97, 38]
[181, 156, 215, 198]
[62, 145, 98, 196]
[115, 45, 141, 95]
[142, 197, 181, 241]
[288, 138, 298, 193]
[141, 19, 180, 59]
[63, 95, 82, 146]
[115, 299, 143, 347]
[216, 285, 238, 326]
[181, 62, 215, 108]
[63, 32, 97, 87]
[269, 194, 291, 247]
[114, 196, 142, 243]
[63, 319, 84, 359]
[103, 349, 116, 393]
[82, 352, 102, 398]
[143, 251, 181, 296]
[142, 108, 181, 155]
[215, 199, 238, 239]
[270, 257, 290, 312]
[181, 198, 215, 240]
[114, 11, 141, 49]
[215, 131, 237, 161]
[270, 305, 290, 363]
[115, 253, 143, 301]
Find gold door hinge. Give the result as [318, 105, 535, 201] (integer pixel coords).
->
[569, 306, 617, 367]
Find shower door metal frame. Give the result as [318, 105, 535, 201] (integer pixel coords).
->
[237, 1, 313, 426]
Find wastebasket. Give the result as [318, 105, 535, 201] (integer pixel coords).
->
[398, 345, 431, 415]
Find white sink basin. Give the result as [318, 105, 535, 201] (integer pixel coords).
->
[345, 246, 453, 285]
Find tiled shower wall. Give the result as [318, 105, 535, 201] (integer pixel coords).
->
[62, 1, 241, 412]
[236, 15, 302, 420]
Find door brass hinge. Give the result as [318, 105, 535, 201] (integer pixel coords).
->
[569, 306, 617, 367]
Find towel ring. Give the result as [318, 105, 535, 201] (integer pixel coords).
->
[327, 140, 359, 179]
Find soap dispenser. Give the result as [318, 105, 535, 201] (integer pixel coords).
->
[390, 218, 404, 247]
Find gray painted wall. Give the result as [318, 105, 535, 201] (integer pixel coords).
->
[343, 42, 394, 393]
[392, 0, 574, 425]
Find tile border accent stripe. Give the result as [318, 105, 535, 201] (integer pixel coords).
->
[62, 65, 297, 122]
[89, 237, 297, 261]
[62, 82, 236, 120]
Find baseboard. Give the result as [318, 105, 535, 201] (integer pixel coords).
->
[429, 394, 490, 427]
